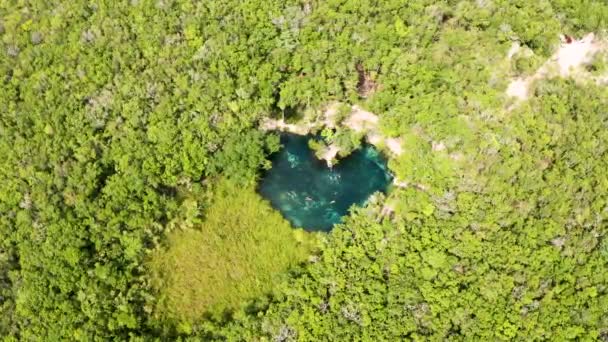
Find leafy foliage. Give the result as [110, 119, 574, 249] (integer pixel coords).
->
[1, 0, 608, 340]
[147, 180, 313, 330]
[222, 80, 608, 341]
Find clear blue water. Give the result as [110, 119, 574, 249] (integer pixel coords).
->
[259, 133, 392, 231]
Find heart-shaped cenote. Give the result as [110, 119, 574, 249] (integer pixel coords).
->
[258, 133, 393, 231]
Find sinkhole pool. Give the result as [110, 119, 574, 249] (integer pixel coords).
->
[258, 133, 393, 231]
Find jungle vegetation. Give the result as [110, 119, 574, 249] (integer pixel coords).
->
[1, 0, 608, 340]
[148, 180, 314, 330]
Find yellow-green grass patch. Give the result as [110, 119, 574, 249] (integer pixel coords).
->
[147, 180, 314, 324]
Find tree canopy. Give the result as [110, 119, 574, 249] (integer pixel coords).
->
[1, 0, 607, 340]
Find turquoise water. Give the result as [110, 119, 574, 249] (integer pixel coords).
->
[259, 133, 392, 231]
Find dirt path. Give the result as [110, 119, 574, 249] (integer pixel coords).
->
[507, 33, 606, 103]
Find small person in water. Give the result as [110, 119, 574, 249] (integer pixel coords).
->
[287, 191, 298, 200]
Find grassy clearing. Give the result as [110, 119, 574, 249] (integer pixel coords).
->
[147, 180, 314, 324]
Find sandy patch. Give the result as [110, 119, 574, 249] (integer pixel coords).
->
[506, 78, 531, 100]
[344, 105, 379, 132]
[432, 141, 446, 152]
[555, 33, 601, 76]
[385, 137, 403, 155]
[507, 42, 520, 60]
[343, 105, 404, 155]
[260, 118, 313, 135]
[506, 33, 606, 103]
[449, 152, 464, 161]
[393, 179, 408, 188]
[380, 202, 396, 217]
[323, 102, 341, 128]
[366, 132, 383, 145]
[261, 102, 343, 134]
[262, 103, 405, 159]
[320, 144, 340, 167]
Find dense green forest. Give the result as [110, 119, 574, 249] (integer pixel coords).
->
[1, 0, 608, 340]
